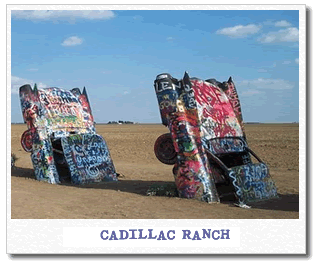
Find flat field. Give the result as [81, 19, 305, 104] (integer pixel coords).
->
[11, 123, 299, 219]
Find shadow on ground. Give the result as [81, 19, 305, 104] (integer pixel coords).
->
[73, 179, 173, 196]
[12, 167, 299, 212]
[11, 167, 35, 179]
[248, 194, 299, 212]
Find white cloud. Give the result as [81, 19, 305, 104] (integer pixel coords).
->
[216, 24, 261, 38]
[241, 90, 263, 96]
[295, 58, 299, 64]
[101, 70, 112, 74]
[258, 69, 268, 73]
[11, 10, 115, 22]
[61, 36, 83, 47]
[239, 78, 295, 91]
[166, 36, 174, 41]
[274, 20, 292, 27]
[27, 68, 38, 72]
[258, 27, 299, 43]
[282, 60, 292, 65]
[133, 15, 143, 21]
[11, 75, 47, 94]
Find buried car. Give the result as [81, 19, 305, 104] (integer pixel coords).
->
[153, 72, 277, 206]
[19, 84, 117, 184]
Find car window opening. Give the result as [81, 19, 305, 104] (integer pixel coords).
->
[51, 138, 71, 183]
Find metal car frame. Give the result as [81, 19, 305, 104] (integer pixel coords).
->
[153, 72, 277, 206]
[19, 84, 117, 184]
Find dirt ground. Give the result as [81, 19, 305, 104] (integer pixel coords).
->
[10, 123, 299, 219]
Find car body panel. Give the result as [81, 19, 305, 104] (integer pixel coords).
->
[61, 134, 117, 184]
[19, 84, 117, 184]
[229, 163, 278, 203]
[154, 72, 277, 204]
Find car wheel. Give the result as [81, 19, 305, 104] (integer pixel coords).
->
[154, 133, 177, 165]
[21, 130, 33, 152]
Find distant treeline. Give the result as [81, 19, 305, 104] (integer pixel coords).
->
[244, 122, 299, 124]
[11, 121, 137, 125]
[98, 121, 136, 125]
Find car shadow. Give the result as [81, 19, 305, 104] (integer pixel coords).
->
[63, 179, 171, 197]
[248, 194, 299, 212]
[61, 181, 300, 212]
[11, 166, 35, 179]
[11, 167, 299, 212]
[11, 167, 174, 197]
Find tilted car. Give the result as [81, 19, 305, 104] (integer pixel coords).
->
[19, 84, 117, 184]
[153, 72, 277, 206]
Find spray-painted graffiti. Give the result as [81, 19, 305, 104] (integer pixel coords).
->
[154, 73, 219, 203]
[229, 163, 278, 203]
[19, 84, 117, 184]
[19, 84, 42, 129]
[21, 128, 35, 152]
[169, 110, 218, 202]
[61, 134, 117, 184]
[154, 72, 277, 205]
[192, 79, 243, 139]
[37, 87, 95, 134]
[30, 139, 60, 184]
[204, 138, 247, 155]
[78, 87, 94, 124]
[221, 78, 247, 139]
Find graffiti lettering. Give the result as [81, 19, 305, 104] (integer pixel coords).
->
[205, 138, 247, 154]
[155, 78, 181, 93]
[229, 163, 277, 203]
[223, 80, 246, 138]
[154, 72, 277, 204]
[192, 80, 243, 138]
[19, 84, 114, 184]
[30, 140, 60, 184]
[62, 134, 117, 184]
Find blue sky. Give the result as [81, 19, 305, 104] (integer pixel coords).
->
[10, 9, 299, 123]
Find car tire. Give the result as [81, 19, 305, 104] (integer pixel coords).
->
[154, 133, 177, 165]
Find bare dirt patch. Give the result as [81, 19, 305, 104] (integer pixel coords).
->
[11, 123, 299, 219]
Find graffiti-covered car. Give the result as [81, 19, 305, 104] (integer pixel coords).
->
[19, 84, 118, 184]
[153, 72, 277, 207]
